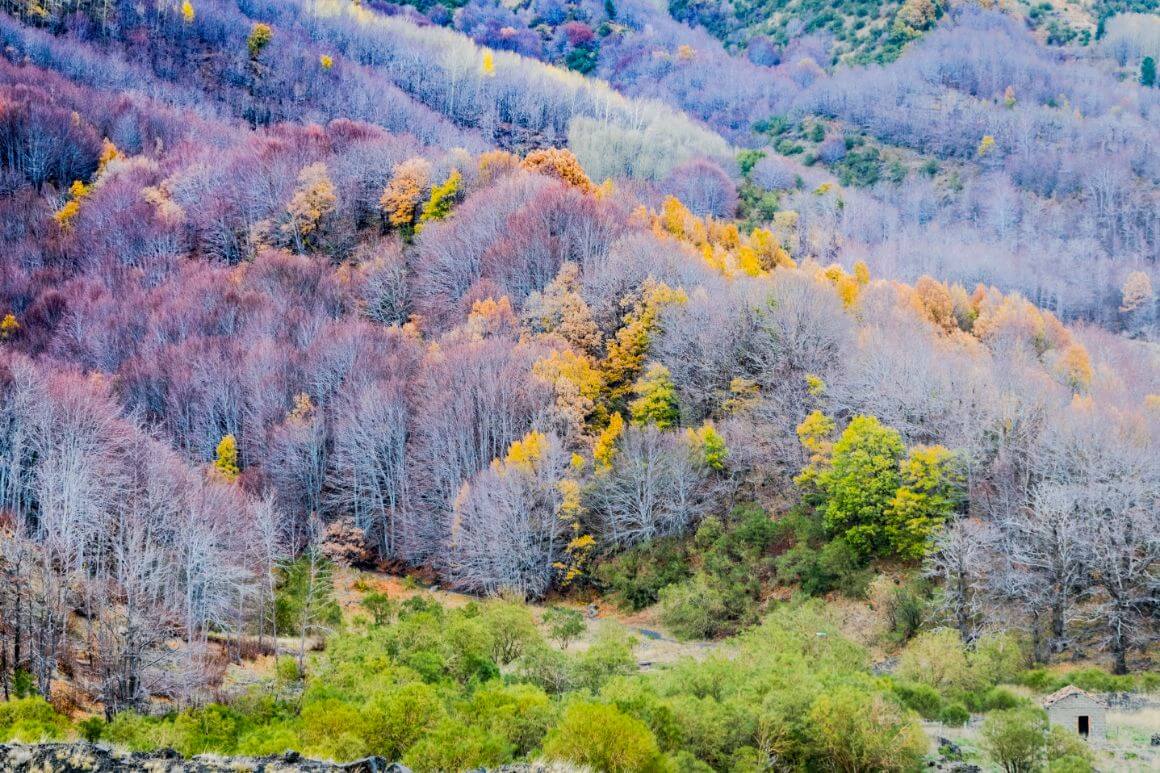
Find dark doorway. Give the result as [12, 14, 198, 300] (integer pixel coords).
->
[1078, 716, 1089, 736]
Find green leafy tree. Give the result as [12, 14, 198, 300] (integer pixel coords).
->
[543, 701, 666, 773]
[361, 591, 396, 626]
[362, 683, 447, 759]
[629, 361, 679, 429]
[687, 421, 728, 471]
[659, 573, 730, 640]
[808, 687, 927, 773]
[980, 707, 1048, 773]
[885, 445, 964, 558]
[274, 531, 341, 673]
[816, 416, 904, 558]
[480, 600, 539, 664]
[403, 719, 508, 772]
[465, 682, 557, 757]
[543, 606, 586, 649]
[1141, 56, 1156, 88]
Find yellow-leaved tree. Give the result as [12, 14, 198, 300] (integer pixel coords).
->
[214, 434, 240, 481]
[380, 157, 432, 236]
[283, 163, 337, 253]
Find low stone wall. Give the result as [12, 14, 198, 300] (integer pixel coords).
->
[0, 744, 581, 773]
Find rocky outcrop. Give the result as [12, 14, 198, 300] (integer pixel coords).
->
[0, 745, 588, 773]
[0, 744, 407, 772]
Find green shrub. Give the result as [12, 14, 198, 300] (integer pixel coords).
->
[171, 704, 243, 756]
[514, 643, 575, 695]
[891, 680, 944, 719]
[300, 699, 368, 760]
[598, 677, 683, 751]
[1048, 755, 1093, 773]
[1017, 668, 1059, 691]
[808, 687, 927, 772]
[402, 719, 508, 772]
[1046, 724, 1093, 768]
[235, 722, 300, 757]
[976, 686, 1023, 712]
[480, 601, 539, 664]
[668, 749, 714, 771]
[361, 683, 446, 759]
[980, 707, 1048, 773]
[574, 625, 636, 692]
[658, 573, 730, 639]
[276, 656, 303, 683]
[665, 694, 756, 769]
[595, 537, 691, 611]
[0, 697, 71, 742]
[882, 579, 927, 642]
[971, 631, 1027, 685]
[77, 716, 104, 742]
[897, 629, 979, 695]
[361, 592, 396, 626]
[775, 509, 870, 599]
[464, 681, 556, 757]
[937, 702, 969, 726]
[10, 670, 35, 699]
[542, 701, 666, 773]
[103, 712, 167, 751]
[1066, 668, 1136, 694]
[542, 606, 586, 650]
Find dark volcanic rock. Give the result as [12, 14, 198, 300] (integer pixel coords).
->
[0, 743, 408, 772]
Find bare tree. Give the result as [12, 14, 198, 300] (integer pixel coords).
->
[925, 517, 998, 644]
[446, 432, 570, 598]
[587, 426, 712, 549]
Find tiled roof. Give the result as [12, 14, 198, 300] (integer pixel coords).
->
[1042, 685, 1102, 708]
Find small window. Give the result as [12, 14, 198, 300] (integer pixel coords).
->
[1077, 715, 1089, 736]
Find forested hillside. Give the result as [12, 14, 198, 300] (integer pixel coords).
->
[0, 0, 1157, 770]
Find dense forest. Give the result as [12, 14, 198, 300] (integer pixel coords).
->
[0, 0, 1157, 771]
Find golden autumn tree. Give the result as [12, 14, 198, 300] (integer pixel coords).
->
[214, 434, 240, 481]
[283, 162, 337, 253]
[1055, 342, 1093, 392]
[914, 276, 956, 333]
[477, 149, 520, 185]
[533, 348, 603, 439]
[593, 412, 625, 470]
[686, 421, 728, 471]
[380, 157, 432, 236]
[522, 262, 602, 355]
[521, 148, 594, 193]
[0, 313, 19, 340]
[600, 281, 687, 411]
[247, 22, 273, 58]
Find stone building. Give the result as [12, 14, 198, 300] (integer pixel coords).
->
[1042, 685, 1105, 740]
